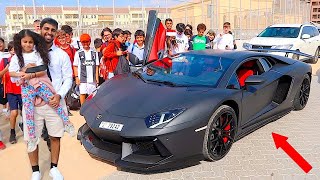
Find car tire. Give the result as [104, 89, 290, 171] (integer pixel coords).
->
[202, 105, 237, 161]
[292, 49, 300, 60]
[293, 74, 310, 111]
[309, 47, 319, 64]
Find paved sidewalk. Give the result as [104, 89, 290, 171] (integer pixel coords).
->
[105, 77, 320, 179]
[1, 64, 319, 180]
[0, 110, 117, 180]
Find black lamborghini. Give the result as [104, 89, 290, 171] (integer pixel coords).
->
[77, 48, 312, 171]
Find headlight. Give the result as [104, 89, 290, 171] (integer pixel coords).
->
[271, 44, 293, 50]
[145, 108, 185, 129]
[243, 43, 252, 50]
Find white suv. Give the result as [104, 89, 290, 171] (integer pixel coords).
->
[243, 23, 320, 64]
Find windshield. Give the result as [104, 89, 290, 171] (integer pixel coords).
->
[139, 54, 234, 87]
[258, 27, 300, 38]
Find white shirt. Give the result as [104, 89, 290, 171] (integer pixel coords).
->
[0, 51, 11, 60]
[71, 37, 82, 50]
[48, 44, 73, 99]
[214, 33, 234, 50]
[73, 48, 99, 83]
[175, 33, 189, 53]
[9, 51, 44, 83]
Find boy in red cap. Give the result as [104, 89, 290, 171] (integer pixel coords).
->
[73, 33, 99, 105]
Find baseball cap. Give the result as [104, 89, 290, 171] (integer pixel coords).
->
[80, 33, 91, 42]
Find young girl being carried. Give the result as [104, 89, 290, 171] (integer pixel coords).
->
[9, 29, 75, 152]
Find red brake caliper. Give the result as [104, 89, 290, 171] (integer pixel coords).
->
[223, 119, 231, 143]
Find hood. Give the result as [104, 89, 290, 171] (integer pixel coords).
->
[89, 74, 224, 118]
[249, 37, 297, 46]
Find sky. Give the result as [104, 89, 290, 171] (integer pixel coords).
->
[0, 0, 188, 25]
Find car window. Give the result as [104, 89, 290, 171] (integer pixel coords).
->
[259, 58, 272, 72]
[301, 26, 315, 37]
[258, 27, 300, 38]
[227, 73, 241, 90]
[312, 27, 319, 36]
[141, 54, 234, 87]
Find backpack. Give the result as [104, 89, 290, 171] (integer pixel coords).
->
[114, 55, 130, 75]
[66, 81, 81, 110]
[113, 43, 130, 75]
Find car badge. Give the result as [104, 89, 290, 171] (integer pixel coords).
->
[259, 46, 263, 49]
[96, 114, 102, 120]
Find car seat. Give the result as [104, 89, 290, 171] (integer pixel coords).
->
[237, 61, 256, 87]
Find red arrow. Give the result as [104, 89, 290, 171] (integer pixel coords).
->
[272, 132, 312, 173]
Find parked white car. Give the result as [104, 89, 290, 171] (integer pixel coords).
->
[243, 23, 320, 64]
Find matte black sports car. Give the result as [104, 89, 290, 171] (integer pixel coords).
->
[78, 49, 312, 171]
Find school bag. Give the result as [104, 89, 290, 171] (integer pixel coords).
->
[113, 43, 130, 75]
[66, 82, 81, 110]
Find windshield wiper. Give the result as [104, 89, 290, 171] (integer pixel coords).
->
[147, 79, 179, 87]
[132, 71, 146, 83]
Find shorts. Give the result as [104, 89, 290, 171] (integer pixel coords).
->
[79, 82, 96, 95]
[7, 93, 22, 111]
[23, 100, 67, 141]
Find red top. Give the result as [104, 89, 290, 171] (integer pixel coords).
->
[100, 42, 109, 55]
[0, 57, 21, 95]
[60, 45, 77, 77]
[103, 40, 121, 72]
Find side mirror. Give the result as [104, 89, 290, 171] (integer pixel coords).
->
[128, 53, 142, 66]
[245, 75, 265, 86]
[301, 34, 311, 39]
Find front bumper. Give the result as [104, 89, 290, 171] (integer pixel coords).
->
[77, 123, 204, 171]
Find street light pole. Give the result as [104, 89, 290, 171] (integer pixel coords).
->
[201, 0, 204, 23]
[77, 0, 81, 36]
[142, 0, 144, 30]
[113, 0, 115, 28]
[32, 0, 36, 19]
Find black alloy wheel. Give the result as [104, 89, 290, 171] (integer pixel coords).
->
[293, 74, 310, 111]
[203, 105, 237, 161]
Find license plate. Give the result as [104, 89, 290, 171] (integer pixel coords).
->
[99, 122, 123, 131]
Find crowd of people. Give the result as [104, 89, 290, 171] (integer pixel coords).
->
[0, 17, 236, 180]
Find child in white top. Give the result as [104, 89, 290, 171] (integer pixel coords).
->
[9, 29, 75, 152]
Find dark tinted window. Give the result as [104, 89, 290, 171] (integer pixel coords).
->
[141, 54, 234, 87]
[259, 58, 272, 72]
[227, 73, 241, 90]
[258, 27, 300, 38]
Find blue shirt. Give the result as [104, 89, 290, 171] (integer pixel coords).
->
[128, 43, 144, 61]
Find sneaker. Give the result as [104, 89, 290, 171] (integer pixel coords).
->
[31, 171, 41, 180]
[19, 122, 24, 132]
[4, 109, 10, 120]
[27, 137, 40, 153]
[65, 124, 75, 137]
[0, 141, 6, 150]
[49, 167, 64, 180]
[9, 133, 17, 144]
